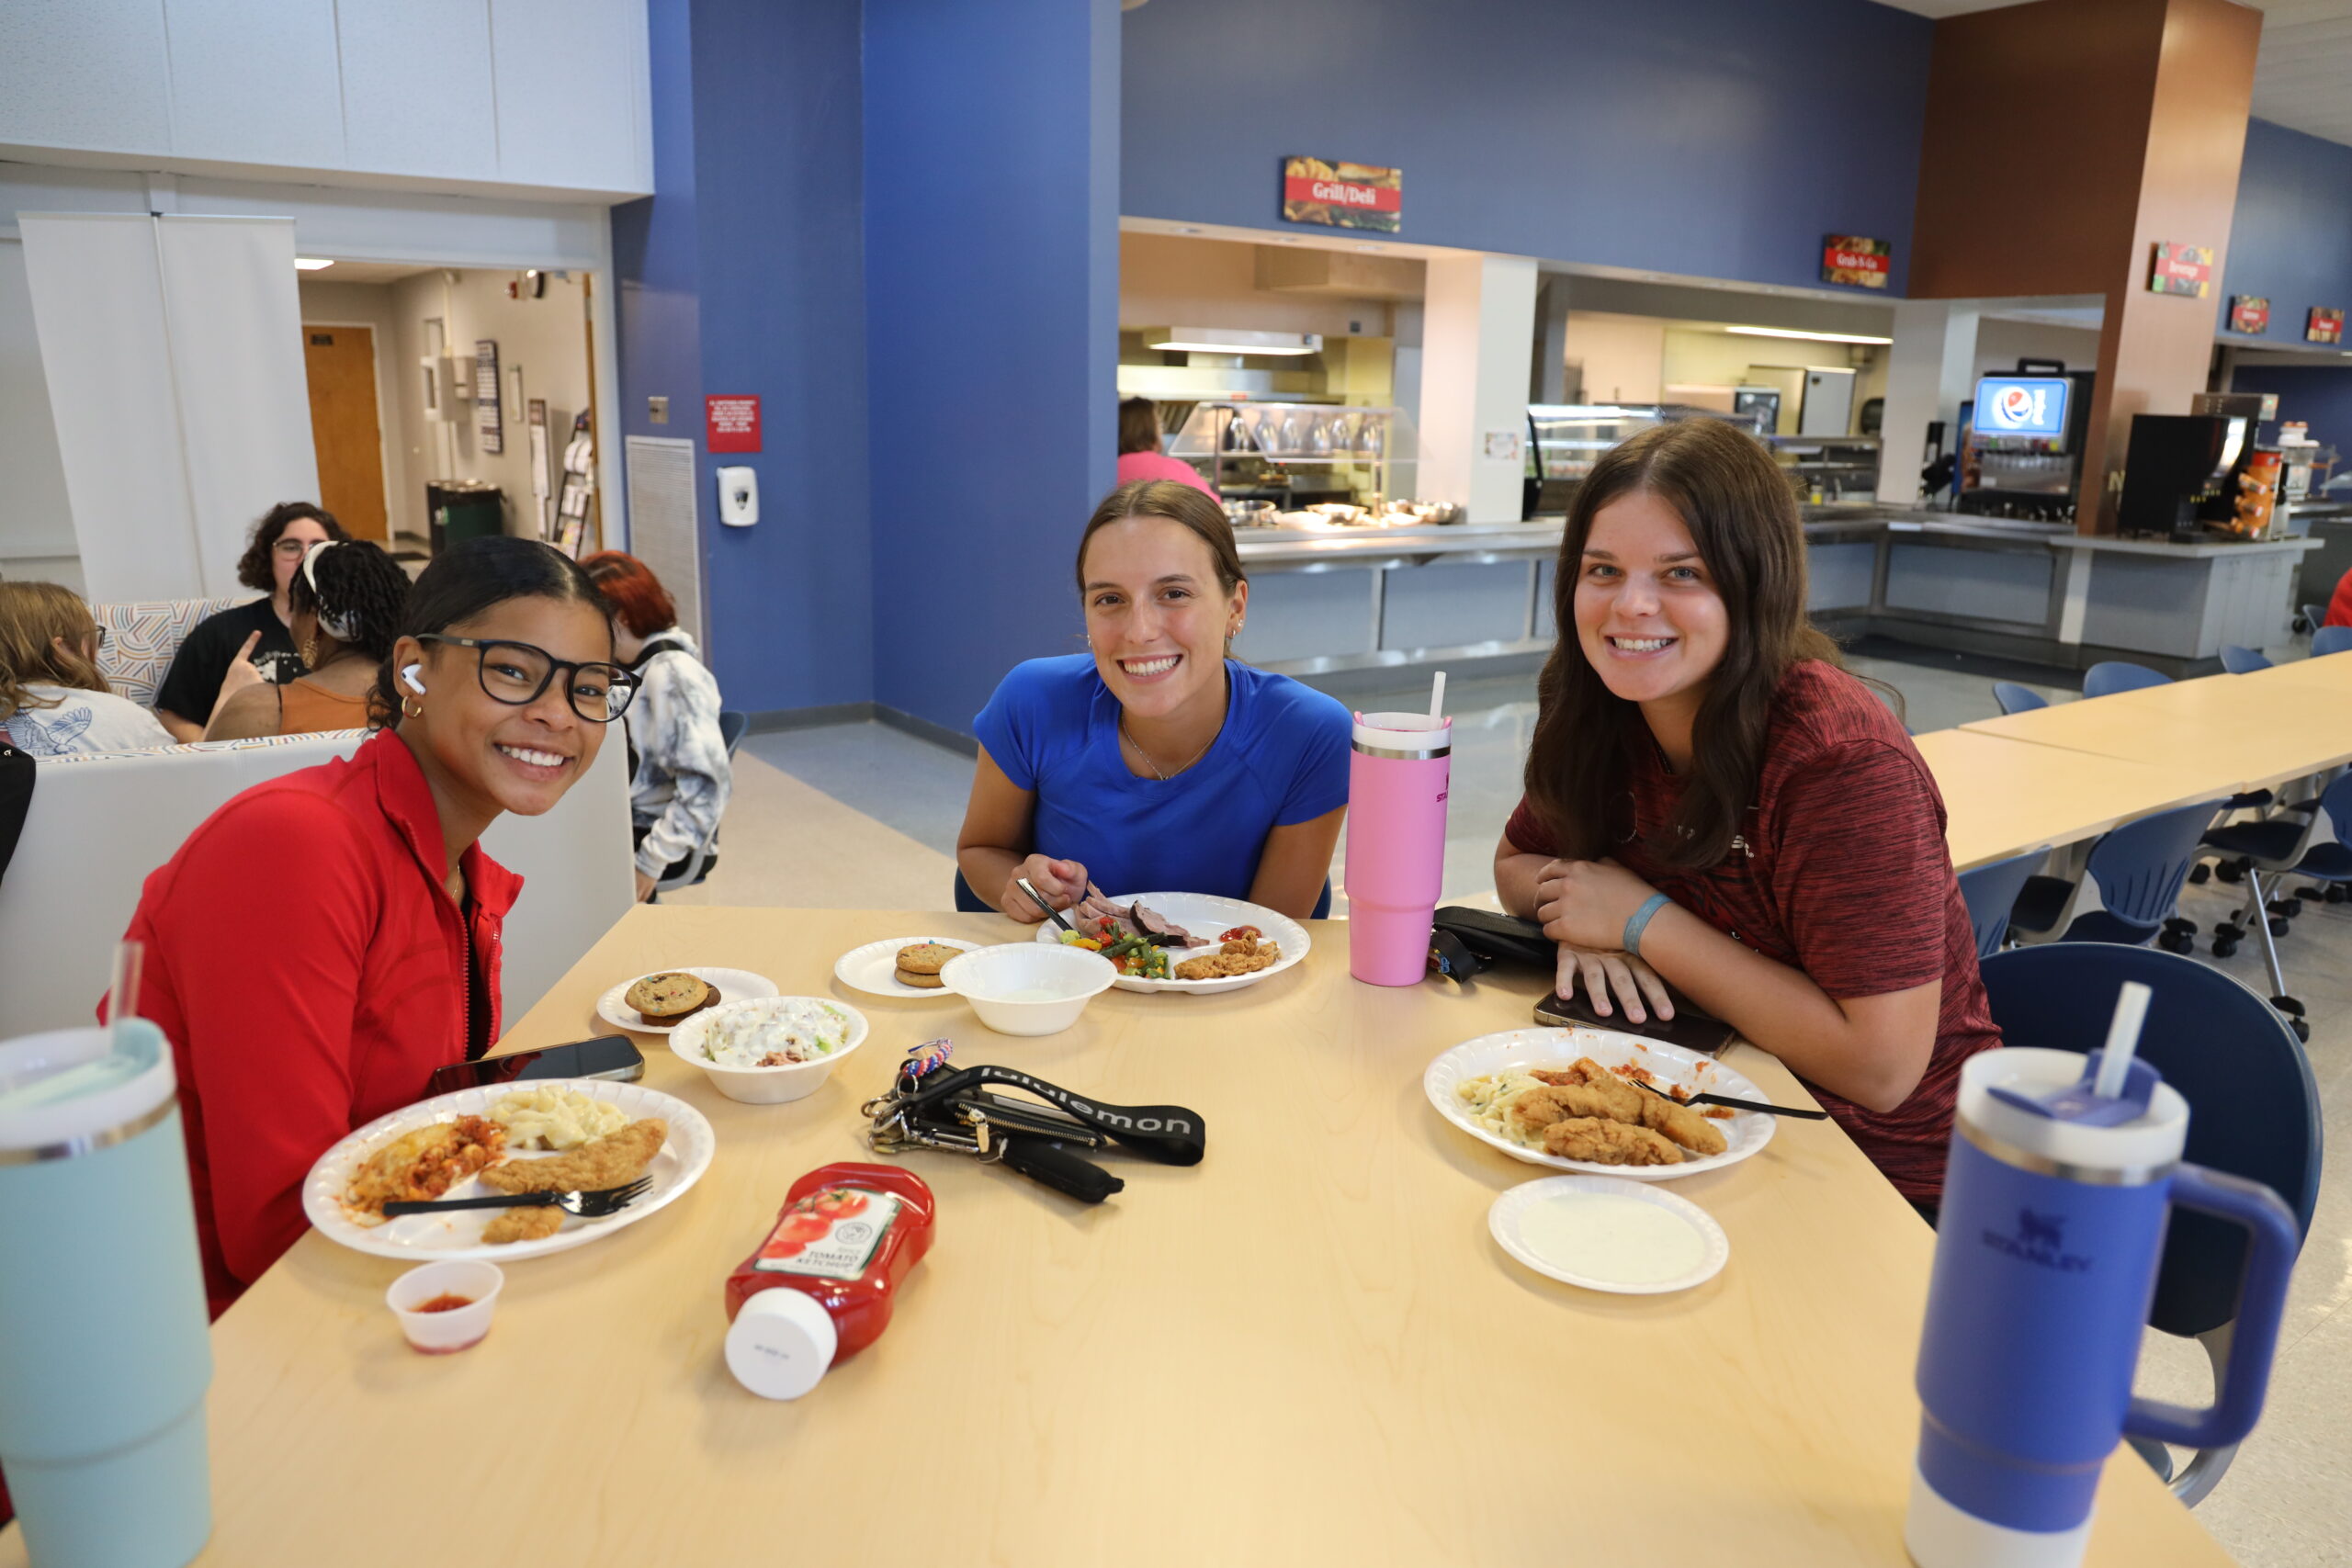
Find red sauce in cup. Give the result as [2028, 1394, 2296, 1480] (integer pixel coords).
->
[414, 1293, 474, 1314]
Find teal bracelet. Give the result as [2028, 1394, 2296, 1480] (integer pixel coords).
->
[1622, 893, 1672, 958]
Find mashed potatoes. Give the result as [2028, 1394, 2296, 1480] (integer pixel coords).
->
[490, 1086, 632, 1150]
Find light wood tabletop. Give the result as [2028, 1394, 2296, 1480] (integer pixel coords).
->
[1960, 675, 2352, 795]
[2, 908, 2232, 1568]
[1914, 728, 2230, 871]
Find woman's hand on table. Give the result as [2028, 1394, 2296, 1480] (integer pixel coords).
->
[1001, 854, 1088, 923]
[1554, 943, 1674, 1025]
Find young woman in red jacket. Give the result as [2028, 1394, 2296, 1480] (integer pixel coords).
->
[1492, 418, 1999, 1214]
[113, 536, 637, 1314]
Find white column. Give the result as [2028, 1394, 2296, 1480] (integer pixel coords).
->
[1419, 252, 1538, 524]
[1877, 299, 1979, 506]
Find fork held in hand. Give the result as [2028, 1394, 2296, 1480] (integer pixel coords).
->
[383, 1177, 653, 1219]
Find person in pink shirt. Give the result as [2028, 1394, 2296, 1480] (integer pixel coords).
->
[1114, 397, 1218, 498]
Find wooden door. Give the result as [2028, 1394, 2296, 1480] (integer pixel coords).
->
[301, 325, 390, 539]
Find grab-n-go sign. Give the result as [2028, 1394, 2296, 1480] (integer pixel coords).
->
[1973, 376, 2071, 439]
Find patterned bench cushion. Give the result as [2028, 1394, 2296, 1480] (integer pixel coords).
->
[92, 595, 252, 708]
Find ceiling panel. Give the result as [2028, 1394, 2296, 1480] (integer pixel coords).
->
[1875, 1, 2352, 149]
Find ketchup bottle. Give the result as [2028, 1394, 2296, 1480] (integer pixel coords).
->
[722, 1163, 935, 1399]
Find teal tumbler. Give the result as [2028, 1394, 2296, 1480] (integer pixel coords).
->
[0, 1021, 212, 1566]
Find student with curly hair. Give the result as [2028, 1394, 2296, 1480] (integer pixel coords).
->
[153, 502, 350, 740]
[203, 540, 413, 739]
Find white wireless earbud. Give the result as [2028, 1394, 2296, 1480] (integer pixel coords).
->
[401, 664, 426, 695]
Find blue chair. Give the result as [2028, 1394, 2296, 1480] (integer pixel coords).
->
[1978, 943, 2322, 1505]
[2083, 660, 2169, 697]
[2199, 771, 2352, 1039]
[2312, 626, 2352, 657]
[651, 709, 751, 895]
[1956, 851, 2042, 958]
[2219, 645, 2272, 674]
[2006, 798, 2227, 951]
[1990, 682, 2047, 716]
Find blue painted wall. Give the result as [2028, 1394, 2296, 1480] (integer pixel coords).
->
[1119, 0, 1932, 294]
[864, 0, 1120, 736]
[614, 0, 874, 715]
[2230, 365, 2352, 459]
[2219, 118, 2352, 347]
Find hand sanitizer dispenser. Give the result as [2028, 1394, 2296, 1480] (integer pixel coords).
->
[718, 466, 759, 527]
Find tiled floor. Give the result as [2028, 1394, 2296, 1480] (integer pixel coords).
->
[688, 642, 2346, 1565]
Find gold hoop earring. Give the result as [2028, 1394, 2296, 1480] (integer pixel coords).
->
[401, 696, 424, 720]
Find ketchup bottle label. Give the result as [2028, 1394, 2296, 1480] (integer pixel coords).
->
[752, 1187, 903, 1280]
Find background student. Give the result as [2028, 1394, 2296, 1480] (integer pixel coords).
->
[153, 502, 349, 740]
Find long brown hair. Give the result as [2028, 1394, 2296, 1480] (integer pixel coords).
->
[1521, 418, 1843, 871]
[1075, 479, 1246, 599]
[0, 581, 110, 721]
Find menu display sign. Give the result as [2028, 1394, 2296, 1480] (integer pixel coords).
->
[2147, 243, 2213, 298]
[2229, 295, 2271, 335]
[707, 394, 761, 454]
[474, 340, 503, 455]
[2308, 307, 2345, 345]
[1282, 157, 1401, 233]
[1821, 235, 1891, 289]
[1973, 376, 2071, 440]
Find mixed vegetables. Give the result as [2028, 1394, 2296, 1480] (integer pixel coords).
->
[1059, 917, 1176, 978]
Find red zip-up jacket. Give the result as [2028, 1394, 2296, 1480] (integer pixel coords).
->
[112, 728, 520, 1316]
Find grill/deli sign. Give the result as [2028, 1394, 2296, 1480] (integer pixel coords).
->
[1820, 235, 1891, 289]
[1281, 157, 1401, 233]
[2147, 243, 2213, 298]
[2230, 295, 2271, 335]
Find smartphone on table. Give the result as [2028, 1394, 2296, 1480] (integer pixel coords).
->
[1534, 988, 1738, 1055]
[426, 1035, 645, 1097]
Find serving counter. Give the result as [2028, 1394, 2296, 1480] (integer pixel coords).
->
[1233, 512, 2321, 680]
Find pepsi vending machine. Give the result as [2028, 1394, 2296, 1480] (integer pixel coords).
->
[1958, 367, 2095, 521]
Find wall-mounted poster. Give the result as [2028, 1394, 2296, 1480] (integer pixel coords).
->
[1281, 157, 1401, 233]
[2308, 307, 2345, 345]
[474, 340, 503, 454]
[2229, 295, 2271, 334]
[2147, 243, 2213, 297]
[1821, 235, 1891, 289]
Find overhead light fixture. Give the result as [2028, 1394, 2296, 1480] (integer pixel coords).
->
[1146, 327, 1323, 356]
[293, 257, 335, 270]
[1723, 324, 1892, 345]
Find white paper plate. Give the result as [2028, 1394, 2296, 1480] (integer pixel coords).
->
[596, 966, 779, 1034]
[1489, 1175, 1729, 1294]
[1423, 1026, 1778, 1180]
[301, 1078, 715, 1262]
[1031, 892, 1309, 994]
[833, 936, 983, 998]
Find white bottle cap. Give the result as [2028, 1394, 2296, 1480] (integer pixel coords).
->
[726, 1288, 840, 1400]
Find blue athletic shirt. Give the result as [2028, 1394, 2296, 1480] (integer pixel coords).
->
[973, 654, 1352, 902]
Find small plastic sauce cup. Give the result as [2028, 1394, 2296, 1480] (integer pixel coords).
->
[386, 1259, 504, 1354]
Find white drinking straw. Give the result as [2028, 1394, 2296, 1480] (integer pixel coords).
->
[2094, 980, 2153, 1099]
[1429, 670, 1447, 722]
[107, 940, 143, 1044]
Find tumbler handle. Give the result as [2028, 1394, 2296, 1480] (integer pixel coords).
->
[2122, 1162, 2300, 1450]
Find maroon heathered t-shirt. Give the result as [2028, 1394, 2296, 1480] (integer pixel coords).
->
[1502, 660, 2000, 1201]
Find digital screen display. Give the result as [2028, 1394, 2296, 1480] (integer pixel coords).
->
[1973, 377, 2071, 439]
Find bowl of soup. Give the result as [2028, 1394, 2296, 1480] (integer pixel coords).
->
[938, 943, 1118, 1036]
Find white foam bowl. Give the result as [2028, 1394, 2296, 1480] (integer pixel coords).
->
[669, 996, 869, 1103]
[939, 943, 1118, 1036]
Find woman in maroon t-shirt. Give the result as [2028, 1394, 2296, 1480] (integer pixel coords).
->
[1492, 419, 1999, 1206]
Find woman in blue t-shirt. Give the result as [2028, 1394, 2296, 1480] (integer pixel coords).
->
[957, 479, 1351, 920]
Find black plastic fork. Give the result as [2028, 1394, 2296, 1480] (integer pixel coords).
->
[383, 1176, 653, 1219]
[1634, 1079, 1828, 1120]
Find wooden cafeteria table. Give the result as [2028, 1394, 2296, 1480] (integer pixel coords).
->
[1913, 728, 2226, 871]
[2, 908, 2233, 1567]
[1959, 668, 2352, 796]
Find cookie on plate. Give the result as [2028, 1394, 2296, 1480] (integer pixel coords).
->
[626, 971, 719, 1023]
[895, 942, 957, 990]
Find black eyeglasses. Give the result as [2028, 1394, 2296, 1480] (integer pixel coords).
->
[416, 635, 639, 723]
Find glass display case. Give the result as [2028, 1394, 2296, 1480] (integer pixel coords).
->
[1167, 402, 1418, 519]
[1765, 434, 1881, 503]
[1524, 404, 1769, 515]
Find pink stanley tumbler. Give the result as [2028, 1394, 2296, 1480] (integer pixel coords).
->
[1344, 711, 1452, 986]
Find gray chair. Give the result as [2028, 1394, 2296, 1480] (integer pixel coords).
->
[1978, 944, 2322, 1506]
[653, 709, 751, 895]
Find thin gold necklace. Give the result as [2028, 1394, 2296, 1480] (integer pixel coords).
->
[1119, 716, 1218, 780]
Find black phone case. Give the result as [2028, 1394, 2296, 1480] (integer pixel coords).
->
[1534, 989, 1737, 1055]
[425, 1036, 646, 1097]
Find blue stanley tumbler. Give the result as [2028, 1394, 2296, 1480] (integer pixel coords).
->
[1905, 1046, 2300, 1568]
[0, 1021, 212, 1567]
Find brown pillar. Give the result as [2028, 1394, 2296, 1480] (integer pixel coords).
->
[1908, 0, 2259, 533]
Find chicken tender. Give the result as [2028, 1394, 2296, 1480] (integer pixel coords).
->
[482, 1204, 566, 1245]
[1540, 1116, 1682, 1167]
[1506, 1088, 1572, 1139]
[1173, 939, 1281, 980]
[481, 1118, 666, 1193]
[1639, 1093, 1728, 1156]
